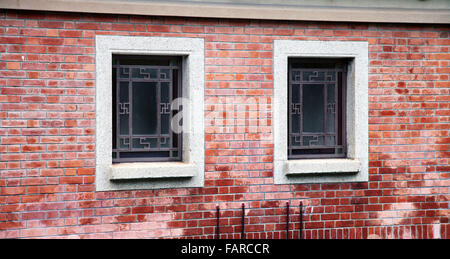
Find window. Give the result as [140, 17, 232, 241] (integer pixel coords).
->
[95, 35, 204, 191]
[112, 55, 182, 163]
[288, 58, 348, 159]
[273, 40, 368, 185]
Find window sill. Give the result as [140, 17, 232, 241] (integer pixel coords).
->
[284, 158, 361, 176]
[110, 162, 196, 181]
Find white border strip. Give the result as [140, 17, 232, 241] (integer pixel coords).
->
[1, 0, 449, 24]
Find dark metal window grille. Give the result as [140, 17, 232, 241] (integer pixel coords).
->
[112, 55, 182, 163]
[288, 58, 347, 159]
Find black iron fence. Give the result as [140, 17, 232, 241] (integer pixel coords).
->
[215, 201, 305, 239]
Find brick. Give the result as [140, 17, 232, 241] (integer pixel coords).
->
[182, 26, 204, 33]
[435, 53, 450, 60]
[21, 45, 46, 53]
[38, 21, 64, 28]
[0, 37, 26, 44]
[2, 120, 27, 127]
[21, 145, 45, 152]
[0, 9, 448, 240]
[112, 24, 135, 31]
[59, 30, 83, 38]
[1, 187, 26, 195]
[75, 22, 101, 30]
[7, 62, 20, 70]
[40, 38, 64, 45]
[1, 153, 26, 161]
[1, 136, 27, 144]
[59, 160, 83, 168]
[147, 25, 170, 32]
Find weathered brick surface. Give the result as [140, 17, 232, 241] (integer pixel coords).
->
[0, 10, 449, 239]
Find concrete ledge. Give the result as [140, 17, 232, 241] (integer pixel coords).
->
[110, 162, 196, 180]
[284, 159, 361, 175]
[1, 0, 449, 24]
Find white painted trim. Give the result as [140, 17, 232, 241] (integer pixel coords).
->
[273, 40, 368, 184]
[1, 0, 449, 24]
[95, 35, 204, 191]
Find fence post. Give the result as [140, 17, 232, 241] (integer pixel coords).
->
[286, 202, 290, 239]
[216, 205, 220, 239]
[241, 203, 245, 239]
[299, 201, 303, 239]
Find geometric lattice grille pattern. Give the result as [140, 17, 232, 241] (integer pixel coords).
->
[112, 55, 182, 162]
[288, 59, 347, 159]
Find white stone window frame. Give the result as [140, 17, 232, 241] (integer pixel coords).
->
[95, 35, 204, 191]
[273, 40, 368, 184]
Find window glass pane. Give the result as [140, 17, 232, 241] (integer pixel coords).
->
[291, 70, 300, 81]
[120, 151, 170, 158]
[117, 56, 171, 66]
[172, 133, 179, 148]
[160, 82, 170, 134]
[173, 69, 179, 100]
[132, 137, 157, 149]
[119, 67, 129, 79]
[302, 136, 324, 146]
[119, 81, 129, 135]
[170, 59, 179, 66]
[112, 55, 182, 163]
[290, 135, 301, 147]
[131, 68, 144, 79]
[160, 69, 170, 80]
[288, 58, 347, 159]
[160, 137, 170, 148]
[302, 71, 325, 82]
[132, 82, 158, 135]
[326, 135, 336, 145]
[337, 72, 343, 146]
[161, 114, 170, 135]
[302, 84, 324, 133]
[119, 137, 130, 149]
[290, 84, 301, 133]
[292, 148, 335, 156]
[149, 68, 158, 79]
[326, 71, 335, 81]
[161, 82, 170, 103]
[131, 68, 158, 79]
[326, 83, 336, 133]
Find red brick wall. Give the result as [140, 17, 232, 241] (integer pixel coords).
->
[0, 10, 449, 239]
